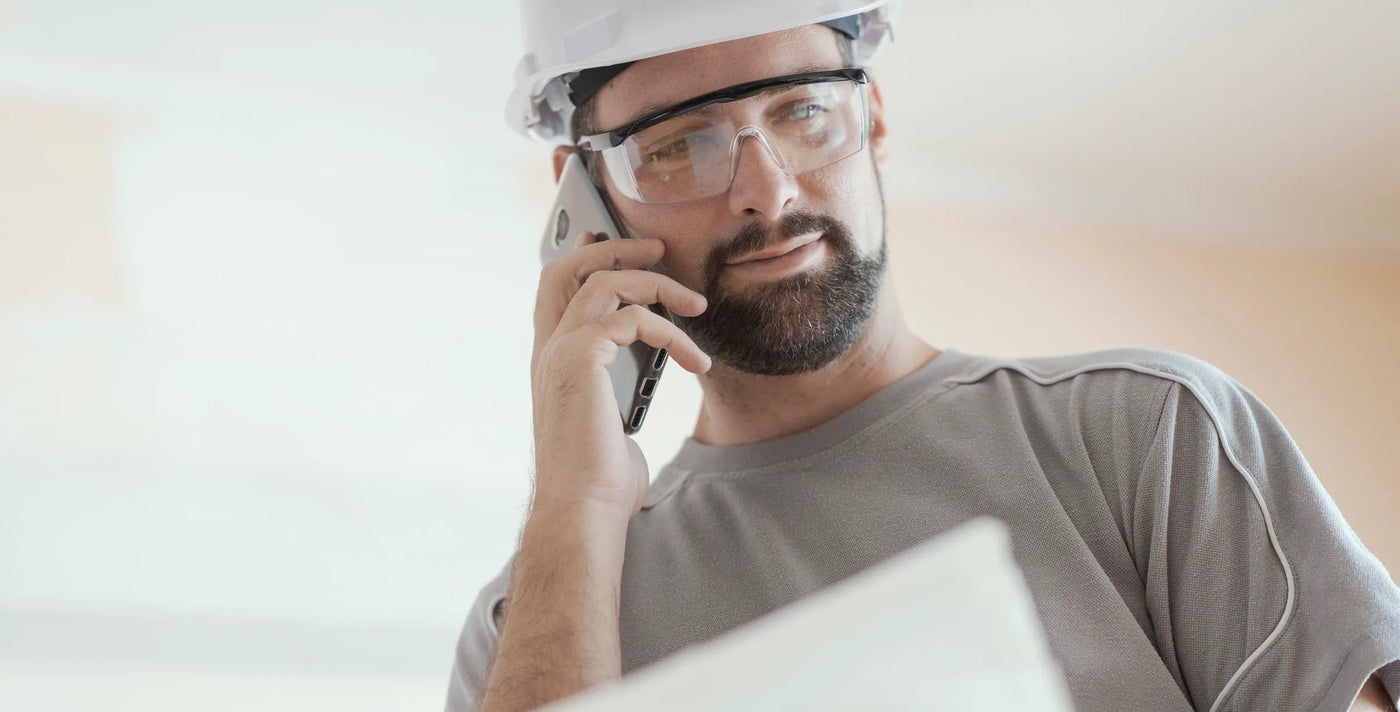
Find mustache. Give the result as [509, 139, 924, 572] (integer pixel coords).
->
[704, 210, 847, 288]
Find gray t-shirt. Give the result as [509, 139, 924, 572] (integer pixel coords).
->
[446, 347, 1400, 711]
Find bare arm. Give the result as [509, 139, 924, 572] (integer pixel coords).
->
[475, 221, 709, 712]
[478, 498, 630, 712]
[1351, 674, 1397, 712]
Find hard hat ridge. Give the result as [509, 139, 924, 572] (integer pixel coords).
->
[507, 0, 901, 144]
[564, 15, 865, 111]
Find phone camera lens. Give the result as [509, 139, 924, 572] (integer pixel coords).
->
[554, 209, 570, 247]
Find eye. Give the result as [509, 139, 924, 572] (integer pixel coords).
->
[644, 141, 688, 163]
[643, 132, 716, 164]
[788, 102, 828, 120]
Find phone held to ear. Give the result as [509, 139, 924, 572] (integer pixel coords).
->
[539, 153, 671, 434]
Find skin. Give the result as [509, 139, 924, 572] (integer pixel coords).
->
[559, 24, 940, 447]
[480, 22, 1396, 712]
[1356, 674, 1398, 711]
[482, 25, 936, 712]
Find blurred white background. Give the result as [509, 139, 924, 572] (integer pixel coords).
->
[2, 1, 1397, 710]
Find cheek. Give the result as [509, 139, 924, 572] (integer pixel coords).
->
[610, 202, 714, 284]
[804, 156, 871, 206]
[805, 163, 882, 243]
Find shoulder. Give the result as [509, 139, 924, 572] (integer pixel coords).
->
[940, 346, 1263, 457]
[947, 345, 1233, 392]
[944, 345, 1249, 418]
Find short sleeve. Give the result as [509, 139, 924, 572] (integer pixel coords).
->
[1131, 365, 1400, 712]
[444, 559, 513, 712]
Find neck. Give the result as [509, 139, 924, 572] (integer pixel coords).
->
[690, 283, 940, 447]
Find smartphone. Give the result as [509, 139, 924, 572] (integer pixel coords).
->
[540, 152, 670, 434]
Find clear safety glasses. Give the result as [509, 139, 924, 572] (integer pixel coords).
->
[577, 68, 871, 205]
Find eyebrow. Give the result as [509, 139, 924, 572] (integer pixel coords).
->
[612, 63, 839, 130]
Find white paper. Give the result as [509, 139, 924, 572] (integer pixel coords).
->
[545, 517, 1076, 712]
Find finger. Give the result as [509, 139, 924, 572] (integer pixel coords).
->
[557, 270, 707, 334]
[565, 235, 667, 284]
[574, 229, 605, 250]
[535, 236, 667, 336]
[578, 304, 711, 375]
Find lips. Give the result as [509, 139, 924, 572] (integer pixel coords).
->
[725, 233, 823, 265]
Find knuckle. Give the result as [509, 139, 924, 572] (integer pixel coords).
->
[557, 330, 612, 367]
[589, 312, 622, 338]
[594, 305, 643, 338]
[545, 260, 577, 291]
[581, 268, 613, 291]
[620, 303, 651, 320]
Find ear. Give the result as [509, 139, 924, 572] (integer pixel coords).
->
[552, 146, 579, 184]
[867, 76, 888, 169]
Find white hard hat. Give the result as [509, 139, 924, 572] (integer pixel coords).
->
[506, 0, 901, 144]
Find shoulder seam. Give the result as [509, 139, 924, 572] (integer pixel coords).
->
[948, 356, 1296, 712]
[942, 356, 1191, 391]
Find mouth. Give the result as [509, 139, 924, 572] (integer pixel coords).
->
[721, 233, 827, 280]
[725, 233, 824, 265]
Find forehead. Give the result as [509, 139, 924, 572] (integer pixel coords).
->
[592, 24, 846, 130]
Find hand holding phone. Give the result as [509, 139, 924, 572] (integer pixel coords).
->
[540, 153, 686, 435]
[529, 153, 711, 516]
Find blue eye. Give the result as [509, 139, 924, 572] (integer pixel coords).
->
[788, 102, 829, 121]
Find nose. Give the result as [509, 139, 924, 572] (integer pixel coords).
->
[725, 128, 798, 220]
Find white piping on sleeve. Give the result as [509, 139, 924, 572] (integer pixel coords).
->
[944, 359, 1297, 712]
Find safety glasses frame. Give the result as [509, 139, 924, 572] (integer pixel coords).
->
[576, 67, 870, 151]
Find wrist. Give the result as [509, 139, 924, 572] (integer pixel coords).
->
[521, 495, 631, 563]
[528, 491, 634, 531]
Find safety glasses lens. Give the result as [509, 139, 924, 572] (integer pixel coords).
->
[609, 80, 867, 204]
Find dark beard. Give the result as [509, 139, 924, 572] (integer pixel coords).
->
[672, 209, 886, 376]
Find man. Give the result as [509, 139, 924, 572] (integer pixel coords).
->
[447, 2, 1400, 710]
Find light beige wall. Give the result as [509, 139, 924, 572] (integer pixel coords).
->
[888, 205, 1399, 576]
[0, 97, 125, 310]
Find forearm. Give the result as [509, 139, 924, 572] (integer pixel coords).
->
[479, 498, 630, 712]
